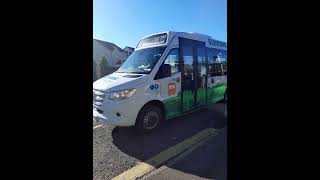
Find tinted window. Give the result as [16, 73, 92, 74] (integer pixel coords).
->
[154, 48, 180, 79]
[181, 46, 194, 92]
[215, 63, 223, 76]
[197, 47, 206, 77]
[220, 50, 227, 75]
[222, 62, 227, 75]
[182, 46, 193, 81]
[207, 48, 223, 77]
[164, 49, 179, 75]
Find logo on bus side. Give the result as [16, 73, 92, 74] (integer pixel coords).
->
[150, 84, 159, 90]
[208, 38, 227, 48]
[168, 82, 176, 96]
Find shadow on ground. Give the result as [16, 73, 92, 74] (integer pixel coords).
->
[111, 102, 227, 179]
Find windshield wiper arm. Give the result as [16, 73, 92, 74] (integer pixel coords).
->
[130, 72, 148, 74]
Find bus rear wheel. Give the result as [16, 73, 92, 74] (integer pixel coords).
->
[135, 104, 163, 134]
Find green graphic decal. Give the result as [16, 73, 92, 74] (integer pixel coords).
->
[162, 83, 227, 120]
[207, 84, 226, 103]
[196, 87, 206, 106]
[163, 92, 181, 119]
[182, 90, 194, 112]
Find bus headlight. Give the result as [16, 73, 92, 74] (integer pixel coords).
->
[109, 89, 136, 100]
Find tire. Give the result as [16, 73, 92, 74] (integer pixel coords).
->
[135, 104, 163, 134]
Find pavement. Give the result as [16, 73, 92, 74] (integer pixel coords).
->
[141, 128, 227, 180]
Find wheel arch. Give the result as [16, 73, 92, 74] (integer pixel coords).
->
[136, 100, 166, 124]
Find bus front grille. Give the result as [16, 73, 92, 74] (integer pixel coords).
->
[93, 89, 105, 107]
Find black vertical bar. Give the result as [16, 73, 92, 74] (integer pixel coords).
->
[193, 40, 197, 107]
[205, 47, 208, 105]
[179, 37, 184, 113]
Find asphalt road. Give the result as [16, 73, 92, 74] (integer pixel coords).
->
[93, 102, 227, 180]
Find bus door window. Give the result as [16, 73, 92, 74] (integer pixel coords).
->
[154, 48, 179, 80]
[182, 46, 194, 93]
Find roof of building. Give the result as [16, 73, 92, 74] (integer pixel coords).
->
[93, 39, 124, 52]
[123, 46, 134, 52]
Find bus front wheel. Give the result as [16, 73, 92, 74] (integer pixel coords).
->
[135, 104, 163, 134]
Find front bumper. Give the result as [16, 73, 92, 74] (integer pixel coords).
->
[93, 108, 107, 124]
[93, 107, 136, 126]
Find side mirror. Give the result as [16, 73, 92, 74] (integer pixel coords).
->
[155, 64, 171, 80]
[154, 54, 161, 60]
[162, 64, 171, 77]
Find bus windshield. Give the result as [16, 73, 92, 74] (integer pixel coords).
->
[117, 46, 166, 74]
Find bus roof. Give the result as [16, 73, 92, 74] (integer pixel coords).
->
[136, 31, 227, 50]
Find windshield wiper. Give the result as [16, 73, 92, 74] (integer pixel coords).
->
[130, 72, 148, 74]
[116, 71, 148, 74]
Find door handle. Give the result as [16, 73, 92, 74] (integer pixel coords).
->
[172, 77, 180, 82]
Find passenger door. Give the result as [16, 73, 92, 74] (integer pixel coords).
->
[179, 38, 206, 112]
[154, 48, 182, 119]
[195, 41, 207, 107]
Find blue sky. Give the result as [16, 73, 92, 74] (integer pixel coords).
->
[93, 0, 227, 49]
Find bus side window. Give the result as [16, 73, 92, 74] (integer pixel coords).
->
[208, 64, 213, 77]
[208, 60, 221, 76]
[154, 48, 179, 80]
[207, 48, 216, 77]
[215, 63, 223, 76]
[223, 62, 227, 75]
[208, 62, 222, 77]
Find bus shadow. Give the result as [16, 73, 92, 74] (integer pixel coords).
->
[111, 102, 227, 179]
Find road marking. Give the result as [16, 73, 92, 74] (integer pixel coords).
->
[112, 128, 219, 180]
[93, 124, 103, 129]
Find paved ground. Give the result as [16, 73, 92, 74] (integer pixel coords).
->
[142, 128, 227, 180]
[93, 102, 227, 180]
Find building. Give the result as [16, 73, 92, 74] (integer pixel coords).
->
[123, 46, 134, 57]
[93, 39, 134, 80]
